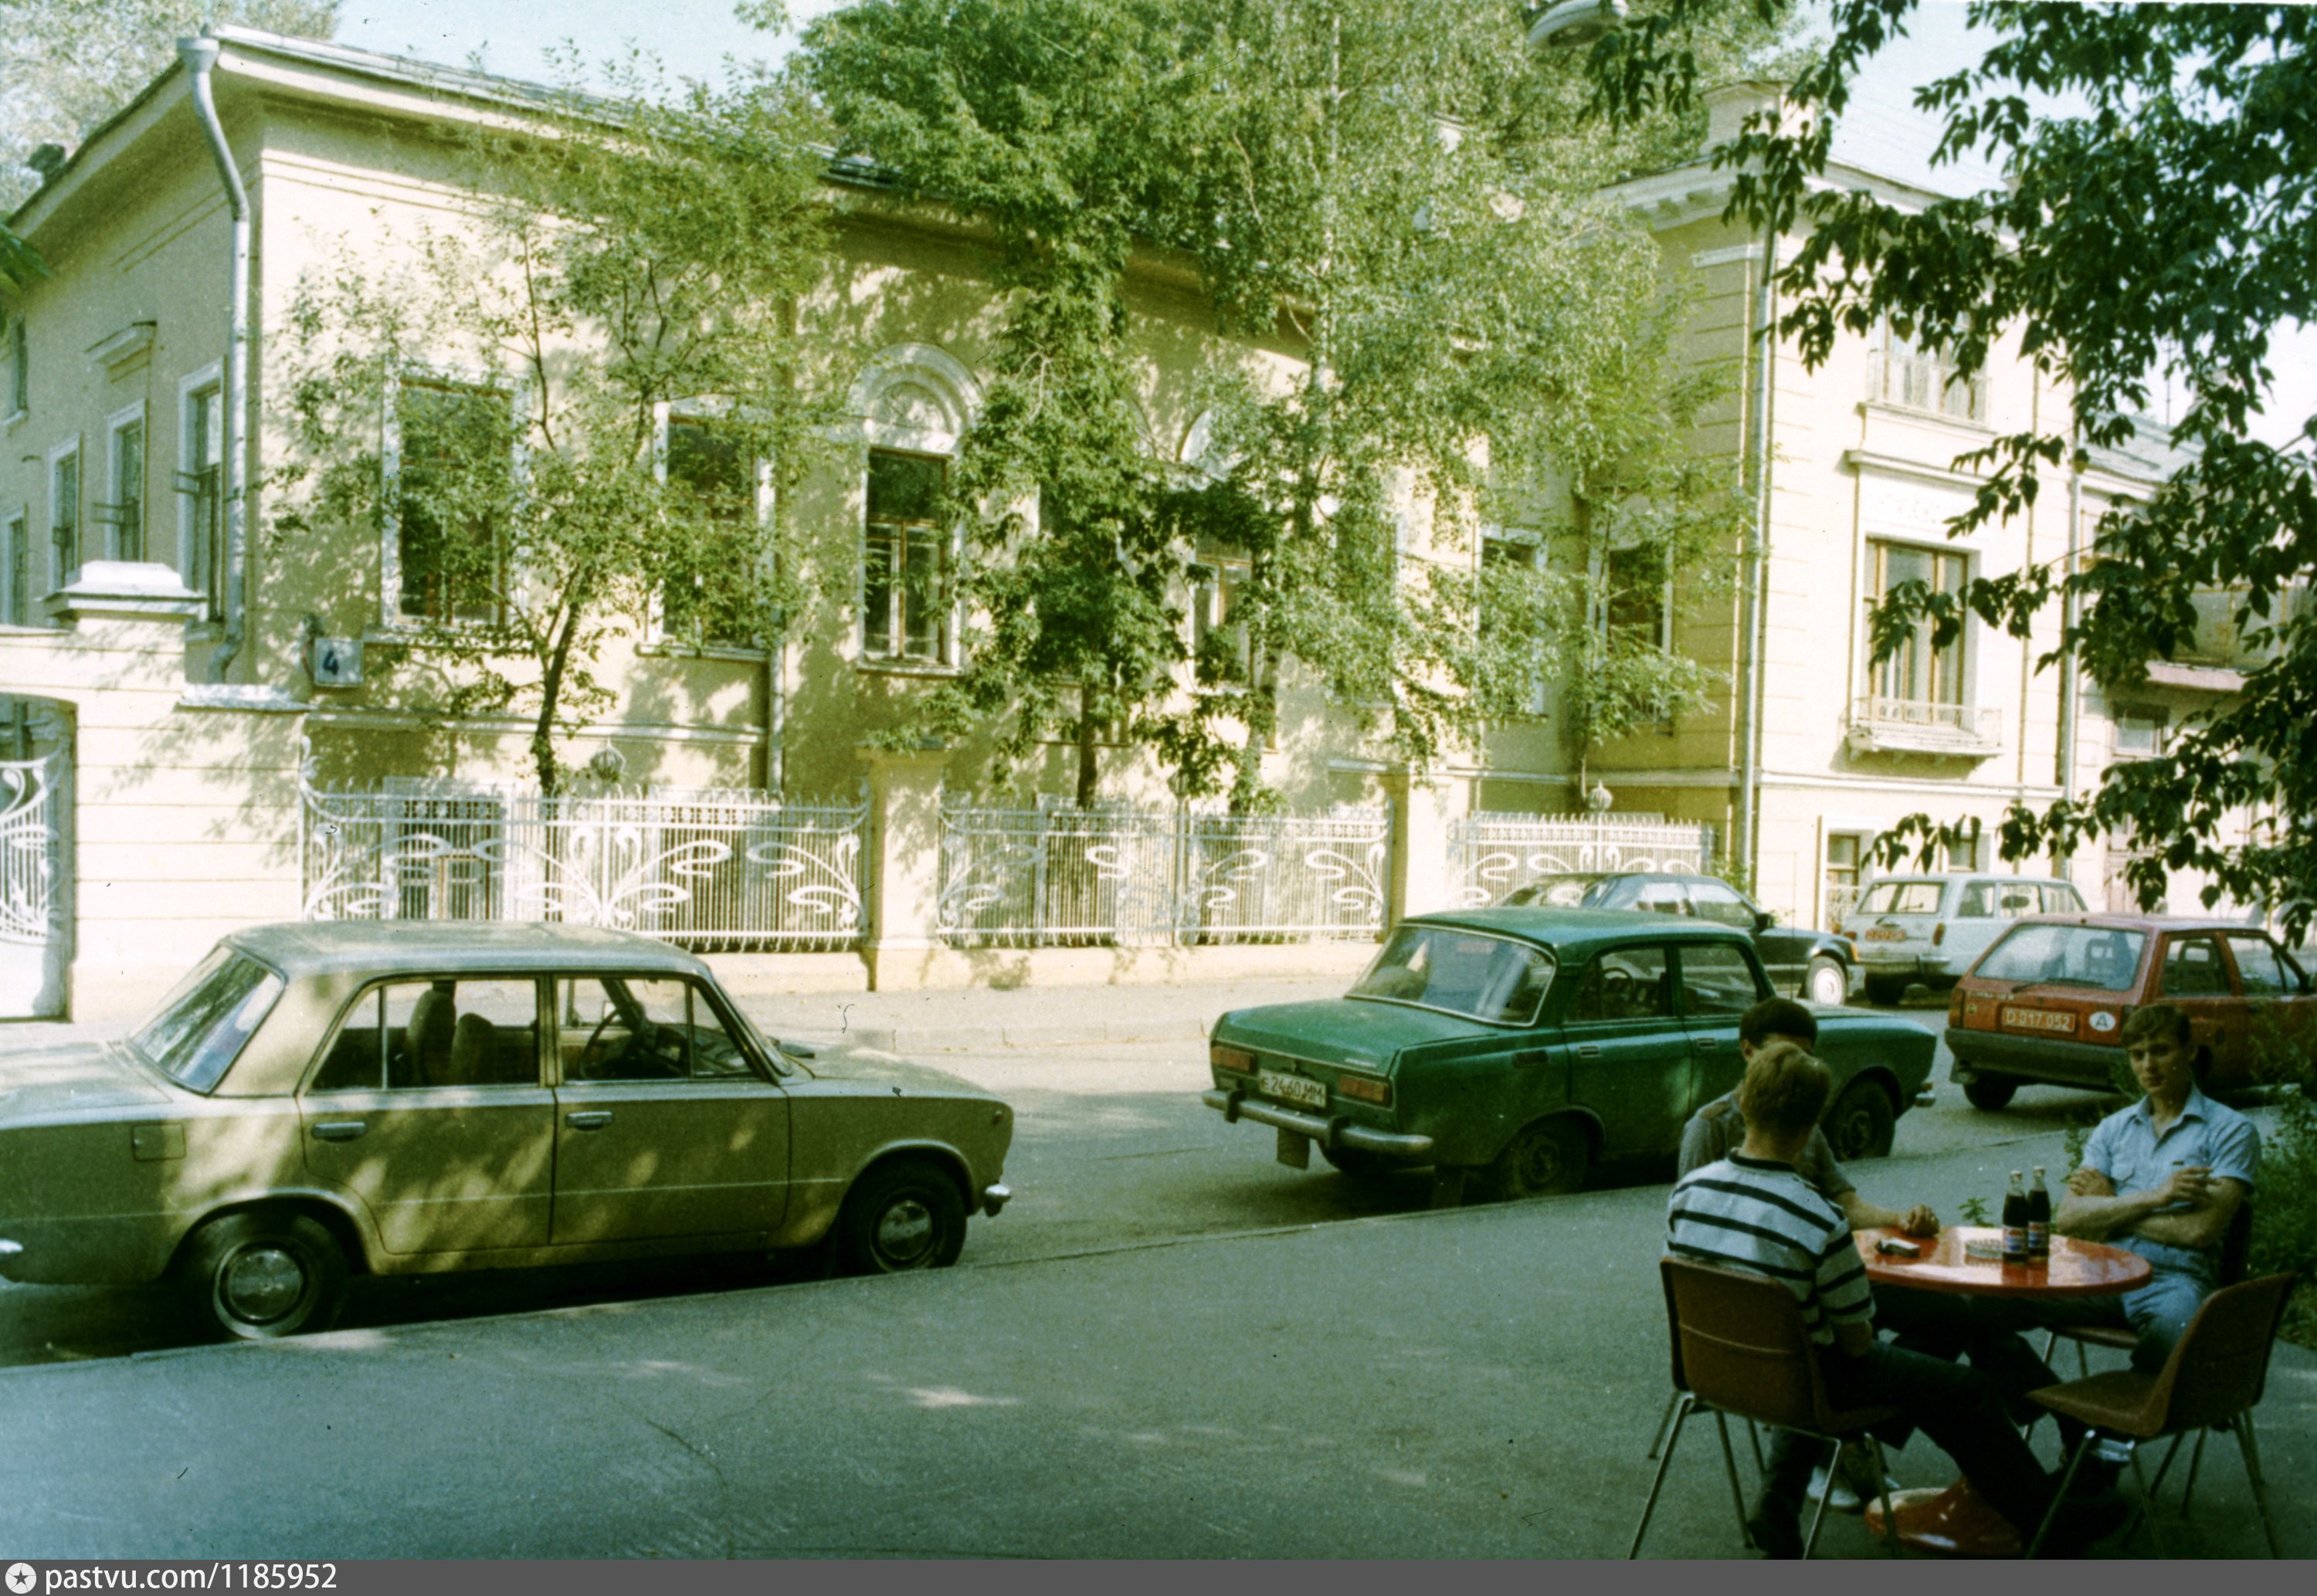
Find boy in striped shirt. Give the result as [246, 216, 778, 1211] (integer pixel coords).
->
[1666, 1042, 2122, 1557]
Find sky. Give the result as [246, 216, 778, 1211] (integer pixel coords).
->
[326, 0, 2311, 449]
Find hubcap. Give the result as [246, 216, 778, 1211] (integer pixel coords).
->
[874, 1198, 935, 1266]
[1812, 968, 1846, 1005]
[220, 1244, 307, 1323]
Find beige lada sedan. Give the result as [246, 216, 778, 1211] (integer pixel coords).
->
[0, 923, 1013, 1339]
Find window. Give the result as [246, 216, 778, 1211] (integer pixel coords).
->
[1976, 923, 2145, 990]
[2, 510, 25, 625]
[1685, 880, 1756, 930]
[1869, 541, 1968, 706]
[1603, 543, 1670, 648]
[2159, 934, 2230, 998]
[1480, 532, 1546, 716]
[1566, 946, 1671, 1024]
[389, 377, 511, 625]
[310, 978, 541, 1092]
[658, 414, 764, 649]
[861, 448, 952, 665]
[1192, 551, 1257, 686]
[5, 312, 25, 418]
[2113, 706, 2167, 757]
[1633, 880, 1689, 916]
[126, 947, 286, 1094]
[2227, 934, 2294, 997]
[1825, 833, 1867, 930]
[1855, 879, 1945, 917]
[1869, 319, 1986, 422]
[46, 441, 78, 588]
[104, 408, 144, 562]
[1348, 925, 1555, 1025]
[181, 379, 225, 618]
[556, 975, 755, 1081]
[1677, 943, 1757, 1018]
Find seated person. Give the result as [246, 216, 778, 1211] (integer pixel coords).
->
[1665, 1042, 2122, 1557]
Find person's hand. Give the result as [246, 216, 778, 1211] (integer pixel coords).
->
[2065, 1167, 2110, 1198]
[1901, 1204, 1940, 1238]
[2155, 1164, 2213, 1206]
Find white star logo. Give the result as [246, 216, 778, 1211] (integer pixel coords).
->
[6, 1564, 36, 1594]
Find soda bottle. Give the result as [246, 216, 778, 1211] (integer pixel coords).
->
[2027, 1167, 2052, 1261]
[2001, 1171, 2030, 1265]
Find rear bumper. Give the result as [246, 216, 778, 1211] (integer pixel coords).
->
[1861, 953, 1957, 981]
[979, 1184, 1011, 1218]
[1945, 1027, 2121, 1086]
[1201, 1088, 1435, 1159]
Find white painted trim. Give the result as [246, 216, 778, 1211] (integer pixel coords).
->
[850, 342, 983, 452]
[0, 503, 27, 626]
[304, 705, 767, 746]
[177, 361, 225, 603]
[43, 435, 80, 593]
[103, 401, 146, 563]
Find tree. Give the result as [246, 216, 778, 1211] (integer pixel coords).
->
[797, 0, 1767, 807]
[273, 66, 833, 795]
[0, 2, 340, 209]
[0, 223, 42, 286]
[1593, 1, 2317, 927]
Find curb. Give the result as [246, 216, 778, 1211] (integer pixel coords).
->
[777, 1017, 1215, 1053]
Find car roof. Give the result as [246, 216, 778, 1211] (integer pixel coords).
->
[1861, 872, 2072, 886]
[1411, 906, 1753, 950]
[225, 920, 710, 978]
[2010, 912, 2267, 934]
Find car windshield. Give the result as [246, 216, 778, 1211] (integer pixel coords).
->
[1857, 880, 1945, 916]
[1348, 925, 1555, 1024]
[127, 946, 286, 1093]
[1975, 923, 2147, 991]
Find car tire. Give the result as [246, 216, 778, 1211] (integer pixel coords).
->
[1825, 1081, 1897, 1161]
[1962, 1076, 2020, 1112]
[1803, 957, 1849, 1007]
[836, 1159, 967, 1275]
[1863, 974, 1910, 1006]
[1320, 1144, 1393, 1181]
[180, 1211, 349, 1341]
[1477, 1117, 1589, 1201]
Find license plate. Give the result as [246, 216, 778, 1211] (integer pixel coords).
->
[1864, 927, 1906, 941]
[1259, 1069, 1328, 1110]
[2002, 1006, 2078, 1035]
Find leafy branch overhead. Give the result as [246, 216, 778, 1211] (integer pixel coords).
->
[1593, 1, 2317, 926]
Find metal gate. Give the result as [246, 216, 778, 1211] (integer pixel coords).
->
[0, 750, 70, 1018]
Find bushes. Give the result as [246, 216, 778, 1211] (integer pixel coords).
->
[2245, 1026, 2317, 1348]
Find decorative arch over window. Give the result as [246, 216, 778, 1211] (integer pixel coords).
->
[850, 343, 983, 455]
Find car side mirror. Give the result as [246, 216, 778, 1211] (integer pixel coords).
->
[1754, 910, 1773, 934]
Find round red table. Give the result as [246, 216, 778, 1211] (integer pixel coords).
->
[1851, 1225, 2151, 1557]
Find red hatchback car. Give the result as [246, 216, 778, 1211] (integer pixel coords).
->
[1944, 913, 2317, 1109]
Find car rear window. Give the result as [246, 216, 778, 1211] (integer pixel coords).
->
[1349, 925, 1555, 1025]
[128, 947, 287, 1093]
[1974, 923, 2147, 991]
[1857, 880, 1945, 916]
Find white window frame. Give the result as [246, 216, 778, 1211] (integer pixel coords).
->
[2, 506, 29, 625]
[850, 344, 979, 672]
[1868, 317, 1989, 424]
[177, 362, 225, 618]
[45, 436, 80, 593]
[2112, 704, 2168, 760]
[648, 398, 774, 652]
[380, 364, 521, 629]
[1865, 537, 1973, 710]
[103, 401, 146, 564]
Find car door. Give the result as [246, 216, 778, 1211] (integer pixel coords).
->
[2222, 932, 2317, 1079]
[1559, 940, 1689, 1157]
[548, 974, 792, 1245]
[1688, 879, 1792, 987]
[1674, 939, 1760, 1113]
[299, 975, 556, 1254]
[2154, 932, 2247, 1081]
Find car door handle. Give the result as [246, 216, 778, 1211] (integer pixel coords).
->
[1693, 1038, 1720, 1052]
[565, 1110, 614, 1131]
[310, 1121, 368, 1143]
[1576, 1044, 1600, 1060]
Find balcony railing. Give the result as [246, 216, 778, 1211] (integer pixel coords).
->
[1846, 696, 2003, 757]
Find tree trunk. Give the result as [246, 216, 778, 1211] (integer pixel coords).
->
[1075, 684, 1101, 808]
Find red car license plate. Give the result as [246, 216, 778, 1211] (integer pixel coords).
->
[2001, 1006, 2077, 1035]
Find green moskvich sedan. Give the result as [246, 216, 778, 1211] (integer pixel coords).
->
[1204, 908, 1934, 1199]
[0, 923, 1013, 1339]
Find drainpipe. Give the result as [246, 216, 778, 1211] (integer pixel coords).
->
[178, 30, 249, 681]
[1735, 225, 1777, 880]
[2057, 439, 2085, 850]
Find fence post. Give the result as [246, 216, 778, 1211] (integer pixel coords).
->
[857, 743, 963, 989]
[1380, 765, 1468, 925]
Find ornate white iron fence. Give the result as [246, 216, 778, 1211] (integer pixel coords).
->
[300, 774, 867, 951]
[938, 801, 1390, 947]
[1447, 810, 1717, 907]
[0, 754, 63, 947]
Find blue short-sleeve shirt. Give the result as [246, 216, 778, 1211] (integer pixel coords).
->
[2082, 1086, 2261, 1281]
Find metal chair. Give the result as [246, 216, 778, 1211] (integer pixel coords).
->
[1630, 1256, 1901, 1560]
[2024, 1272, 2296, 1558]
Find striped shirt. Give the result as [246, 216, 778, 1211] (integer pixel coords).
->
[1666, 1153, 1874, 1347]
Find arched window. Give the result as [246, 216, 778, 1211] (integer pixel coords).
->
[850, 346, 982, 668]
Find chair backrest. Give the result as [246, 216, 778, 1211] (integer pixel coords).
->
[2143, 1272, 2298, 1436]
[1659, 1255, 1829, 1432]
[2217, 1200, 2254, 1286]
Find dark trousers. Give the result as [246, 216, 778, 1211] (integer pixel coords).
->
[1757, 1339, 2054, 1536]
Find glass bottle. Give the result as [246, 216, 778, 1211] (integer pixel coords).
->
[2001, 1171, 2030, 1266]
[2027, 1167, 2051, 1260]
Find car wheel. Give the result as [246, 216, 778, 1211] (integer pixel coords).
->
[1803, 957, 1849, 1007]
[837, 1159, 968, 1274]
[1320, 1144, 1393, 1181]
[180, 1211, 348, 1341]
[1962, 1076, 2020, 1112]
[1477, 1117, 1589, 1201]
[1826, 1081, 1896, 1161]
[1863, 974, 1910, 1006]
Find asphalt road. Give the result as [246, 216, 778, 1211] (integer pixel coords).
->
[0, 1000, 2169, 1367]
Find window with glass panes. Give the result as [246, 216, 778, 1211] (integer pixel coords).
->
[1603, 543, 1670, 646]
[2, 511, 26, 625]
[108, 415, 144, 562]
[5, 313, 25, 417]
[49, 447, 78, 587]
[662, 416, 759, 648]
[185, 385, 224, 618]
[861, 449, 950, 663]
[1869, 541, 1967, 706]
[395, 381, 508, 624]
[1869, 319, 1986, 422]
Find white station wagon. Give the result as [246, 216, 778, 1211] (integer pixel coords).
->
[1845, 873, 2088, 1005]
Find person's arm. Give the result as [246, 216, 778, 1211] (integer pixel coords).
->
[2054, 1164, 2215, 1241]
[1834, 1319, 1874, 1357]
[1674, 1106, 1727, 1179]
[2132, 1176, 2247, 1251]
[1837, 1189, 1939, 1237]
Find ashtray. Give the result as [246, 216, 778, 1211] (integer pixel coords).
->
[1963, 1239, 2004, 1261]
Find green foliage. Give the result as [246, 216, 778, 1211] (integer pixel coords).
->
[2245, 1018, 2317, 1347]
[1956, 1194, 1990, 1227]
[0, 223, 44, 287]
[796, 0, 1769, 805]
[271, 63, 831, 793]
[1590, 2, 2317, 932]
